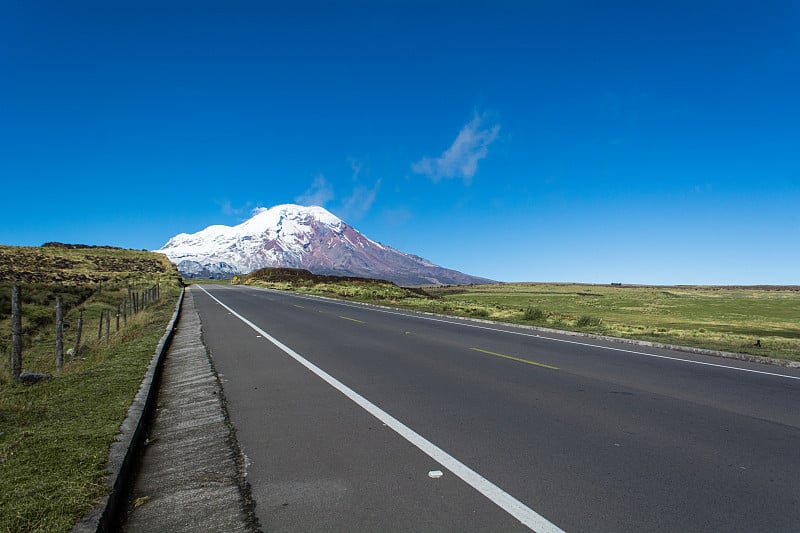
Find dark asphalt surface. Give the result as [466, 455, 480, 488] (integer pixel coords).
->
[192, 284, 800, 532]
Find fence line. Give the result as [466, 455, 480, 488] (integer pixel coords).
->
[10, 286, 22, 383]
[73, 310, 83, 357]
[55, 297, 64, 371]
[8, 281, 163, 381]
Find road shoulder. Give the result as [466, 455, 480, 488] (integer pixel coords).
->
[123, 287, 257, 532]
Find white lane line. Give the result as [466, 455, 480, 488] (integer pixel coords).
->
[248, 287, 800, 382]
[197, 285, 565, 533]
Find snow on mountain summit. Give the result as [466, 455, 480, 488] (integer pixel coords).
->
[155, 204, 492, 286]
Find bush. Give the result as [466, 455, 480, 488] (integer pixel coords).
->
[576, 315, 602, 328]
[524, 307, 546, 322]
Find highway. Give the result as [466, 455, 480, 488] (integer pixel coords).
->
[191, 284, 800, 532]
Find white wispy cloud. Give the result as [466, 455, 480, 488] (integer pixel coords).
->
[294, 164, 381, 221]
[341, 178, 381, 220]
[347, 157, 363, 180]
[295, 175, 335, 207]
[217, 199, 255, 218]
[412, 113, 500, 183]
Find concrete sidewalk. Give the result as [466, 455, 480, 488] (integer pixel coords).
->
[123, 287, 256, 532]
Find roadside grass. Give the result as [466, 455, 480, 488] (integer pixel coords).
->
[0, 244, 182, 531]
[0, 285, 181, 532]
[294, 280, 426, 301]
[182, 278, 232, 285]
[420, 284, 800, 362]
[243, 277, 800, 362]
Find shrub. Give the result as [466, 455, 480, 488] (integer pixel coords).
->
[524, 307, 546, 322]
[576, 315, 602, 328]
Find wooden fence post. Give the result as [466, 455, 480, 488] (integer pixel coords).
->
[10, 286, 22, 383]
[105, 310, 110, 343]
[98, 310, 104, 340]
[55, 297, 64, 371]
[122, 296, 127, 326]
[73, 309, 83, 357]
[116, 304, 120, 332]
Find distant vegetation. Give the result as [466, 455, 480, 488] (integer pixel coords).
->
[0, 244, 182, 531]
[239, 271, 800, 363]
[417, 284, 799, 362]
[236, 267, 432, 300]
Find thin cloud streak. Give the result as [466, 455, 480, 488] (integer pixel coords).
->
[412, 113, 500, 183]
[295, 175, 335, 207]
[341, 179, 381, 220]
[216, 199, 255, 219]
[295, 170, 381, 221]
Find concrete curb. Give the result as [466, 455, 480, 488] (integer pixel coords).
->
[72, 287, 186, 533]
[247, 285, 800, 369]
[123, 288, 256, 532]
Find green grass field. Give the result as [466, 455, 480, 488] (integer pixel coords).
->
[240, 272, 800, 362]
[421, 283, 800, 361]
[0, 244, 182, 531]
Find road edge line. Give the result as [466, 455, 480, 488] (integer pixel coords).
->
[243, 285, 800, 370]
[246, 287, 800, 381]
[197, 285, 566, 533]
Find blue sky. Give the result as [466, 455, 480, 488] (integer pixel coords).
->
[2, 1, 798, 284]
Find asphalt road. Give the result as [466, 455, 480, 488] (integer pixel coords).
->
[191, 284, 800, 532]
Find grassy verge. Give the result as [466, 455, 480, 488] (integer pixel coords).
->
[0, 244, 182, 532]
[238, 272, 800, 363]
[182, 278, 234, 285]
[0, 285, 181, 532]
[420, 284, 800, 362]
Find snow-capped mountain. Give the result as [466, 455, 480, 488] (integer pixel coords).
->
[155, 204, 493, 286]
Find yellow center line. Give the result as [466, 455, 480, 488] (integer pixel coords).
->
[339, 315, 365, 323]
[470, 347, 559, 370]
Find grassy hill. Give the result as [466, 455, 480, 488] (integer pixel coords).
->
[0, 242, 172, 284]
